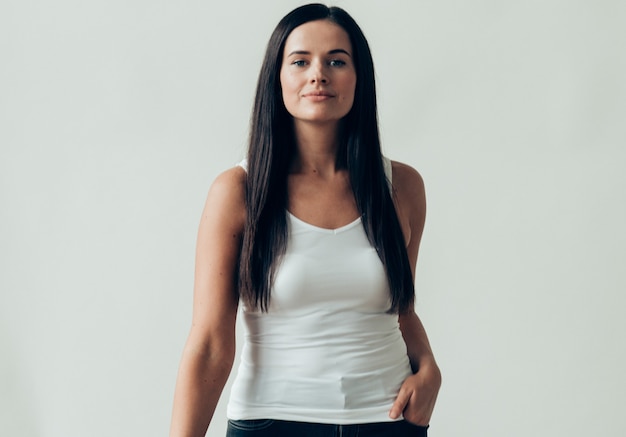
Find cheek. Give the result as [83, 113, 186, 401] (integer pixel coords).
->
[342, 76, 357, 105]
[280, 71, 298, 101]
[349, 75, 357, 95]
[340, 72, 357, 96]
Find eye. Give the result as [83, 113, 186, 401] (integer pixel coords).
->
[291, 60, 307, 67]
[329, 59, 346, 67]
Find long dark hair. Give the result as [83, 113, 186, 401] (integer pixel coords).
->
[239, 3, 415, 313]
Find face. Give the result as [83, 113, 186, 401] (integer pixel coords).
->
[279, 20, 357, 127]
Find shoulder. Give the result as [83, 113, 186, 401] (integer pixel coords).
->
[390, 160, 425, 202]
[202, 165, 247, 233]
[389, 160, 426, 230]
[210, 165, 247, 196]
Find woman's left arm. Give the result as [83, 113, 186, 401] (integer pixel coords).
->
[388, 161, 442, 426]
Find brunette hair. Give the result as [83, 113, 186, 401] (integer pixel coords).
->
[239, 3, 415, 313]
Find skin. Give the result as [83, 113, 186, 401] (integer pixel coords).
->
[280, 20, 357, 130]
[169, 19, 440, 437]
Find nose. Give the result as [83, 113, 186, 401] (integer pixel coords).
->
[309, 61, 328, 84]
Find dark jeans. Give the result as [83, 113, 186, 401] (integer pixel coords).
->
[226, 419, 428, 436]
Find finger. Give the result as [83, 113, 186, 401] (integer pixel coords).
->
[389, 385, 412, 419]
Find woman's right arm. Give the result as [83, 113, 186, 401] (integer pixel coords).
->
[169, 166, 247, 437]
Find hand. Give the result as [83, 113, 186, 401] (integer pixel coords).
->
[389, 362, 441, 426]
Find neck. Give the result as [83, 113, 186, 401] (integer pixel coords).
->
[291, 120, 342, 175]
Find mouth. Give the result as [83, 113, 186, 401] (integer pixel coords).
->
[303, 91, 335, 98]
[303, 91, 335, 102]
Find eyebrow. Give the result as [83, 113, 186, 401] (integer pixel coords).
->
[286, 49, 352, 57]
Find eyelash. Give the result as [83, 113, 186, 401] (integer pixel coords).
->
[291, 59, 347, 67]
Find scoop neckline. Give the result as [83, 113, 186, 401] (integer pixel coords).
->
[287, 212, 362, 234]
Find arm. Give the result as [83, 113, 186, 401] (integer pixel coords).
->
[169, 167, 246, 437]
[388, 161, 442, 426]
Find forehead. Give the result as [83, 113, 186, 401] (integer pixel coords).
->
[283, 19, 352, 54]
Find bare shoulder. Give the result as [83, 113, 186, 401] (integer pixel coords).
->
[390, 160, 425, 207]
[390, 160, 427, 266]
[209, 165, 247, 200]
[203, 165, 247, 231]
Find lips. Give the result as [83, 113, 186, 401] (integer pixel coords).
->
[303, 90, 335, 98]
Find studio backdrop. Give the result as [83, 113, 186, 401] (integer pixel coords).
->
[1, 1, 625, 436]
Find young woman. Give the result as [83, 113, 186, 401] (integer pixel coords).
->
[170, 4, 441, 437]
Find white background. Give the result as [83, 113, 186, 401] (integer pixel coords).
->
[1, 1, 625, 436]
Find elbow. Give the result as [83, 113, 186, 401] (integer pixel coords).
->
[183, 336, 236, 379]
[426, 359, 442, 390]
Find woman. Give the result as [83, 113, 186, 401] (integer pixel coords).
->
[170, 4, 441, 436]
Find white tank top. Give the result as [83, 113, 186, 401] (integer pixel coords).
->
[227, 158, 412, 424]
